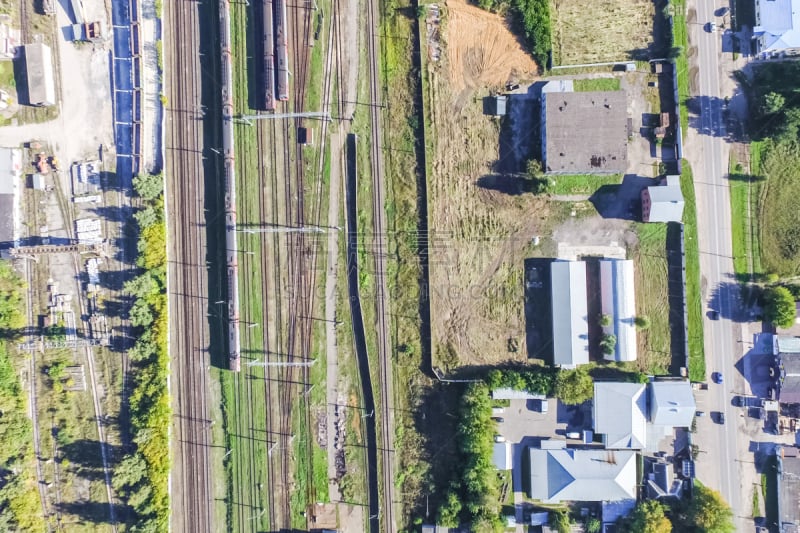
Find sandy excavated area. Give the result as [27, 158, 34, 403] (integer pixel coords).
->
[424, 0, 548, 368]
[443, 0, 538, 98]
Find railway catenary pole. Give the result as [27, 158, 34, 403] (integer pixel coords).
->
[219, 0, 242, 371]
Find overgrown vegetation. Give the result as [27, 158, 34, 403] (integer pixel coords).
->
[112, 172, 170, 530]
[573, 78, 621, 92]
[729, 148, 765, 282]
[763, 286, 797, 328]
[436, 383, 500, 529]
[619, 500, 671, 533]
[472, 0, 551, 69]
[0, 263, 44, 531]
[757, 141, 800, 277]
[680, 162, 705, 381]
[672, 0, 689, 135]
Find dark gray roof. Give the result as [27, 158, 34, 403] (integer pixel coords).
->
[779, 352, 800, 403]
[0, 195, 14, 246]
[780, 455, 800, 530]
[542, 90, 628, 174]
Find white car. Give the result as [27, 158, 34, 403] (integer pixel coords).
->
[494, 435, 506, 443]
[708, 21, 717, 32]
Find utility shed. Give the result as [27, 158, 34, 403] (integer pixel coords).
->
[24, 43, 55, 107]
[641, 175, 684, 223]
[551, 260, 589, 368]
[0, 147, 20, 247]
[599, 259, 637, 362]
[541, 90, 628, 174]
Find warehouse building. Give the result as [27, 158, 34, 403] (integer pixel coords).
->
[0, 147, 21, 248]
[24, 43, 55, 107]
[551, 260, 589, 368]
[541, 90, 628, 174]
[599, 258, 637, 362]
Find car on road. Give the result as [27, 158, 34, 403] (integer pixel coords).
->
[733, 396, 743, 407]
[696, 410, 706, 417]
[707, 21, 717, 32]
[494, 435, 506, 443]
[709, 310, 720, 320]
[713, 372, 724, 384]
[492, 417, 505, 423]
[715, 411, 726, 424]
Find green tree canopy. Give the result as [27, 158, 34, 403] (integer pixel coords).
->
[763, 286, 797, 328]
[634, 315, 651, 330]
[622, 500, 671, 533]
[600, 333, 617, 355]
[132, 173, 164, 201]
[684, 485, 735, 533]
[763, 91, 785, 115]
[554, 368, 593, 405]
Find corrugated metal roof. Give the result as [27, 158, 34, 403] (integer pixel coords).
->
[646, 175, 684, 223]
[551, 260, 589, 368]
[528, 447, 637, 502]
[493, 441, 512, 470]
[754, 0, 800, 52]
[599, 259, 637, 362]
[593, 382, 647, 449]
[649, 381, 696, 427]
[778, 336, 800, 354]
[24, 43, 55, 106]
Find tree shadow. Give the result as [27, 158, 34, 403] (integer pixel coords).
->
[475, 174, 531, 196]
[60, 440, 123, 470]
[56, 502, 116, 525]
[589, 174, 654, 220]
[523, 258, 553, 363]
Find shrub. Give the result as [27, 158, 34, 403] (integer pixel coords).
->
[599, 313, 612, 327]
[763, 286, 797, 328]
[554, 368, 593, 405]
[634, 315, 651, 330]
[599, 333, 617, 355]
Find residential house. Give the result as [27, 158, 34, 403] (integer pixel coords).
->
[753, 0, 800, 57]
[593, 382, 647, 449]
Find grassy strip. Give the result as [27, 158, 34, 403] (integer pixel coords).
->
[729, 157, 749, 280]
[749, 142, 765, 275]
[633, 223, 672, 374]
[549, 173, 622, 195]
[679, 161, 705, 381]
[672, 0, 689, 136]
[0, 263, 46, 531]
[573, 77, 621, 92]
[111, 173, 170, 530]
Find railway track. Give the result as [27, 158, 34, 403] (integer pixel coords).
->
[164, 0, 214, 530]
[364, 0, 397, 528]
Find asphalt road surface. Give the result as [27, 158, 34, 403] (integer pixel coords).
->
[688, 1, 747, 528]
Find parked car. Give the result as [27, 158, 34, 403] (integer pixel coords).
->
[696, 410, 706, 417]
[492, 417, 505, 423]
[494, 435, 506, 443]
[708, 21, 717, 32]
[566, 431, 581, 439]
[713, 372, 724, 384]
[709, 310, 720, 320]
[716, 412, 726, 424]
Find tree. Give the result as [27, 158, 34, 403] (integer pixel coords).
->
[684, 485, 734, 532]
[436, 490, 462, 527]
[585, 517, 602, 533]
[762, 91, 785, 115]
[622, 500, 671, 533]
[129, 299, 154, 327]
[132, 173, 164, 201]
[526, 159, 544, 178]
[600, 334, 617, 356]
[554, 368, 593, 405]
[134, 205, 159, 229]
[763, 286, 797, 329]
[550, 509, 571, 533]
[634, 315, 651, 330]
[599, 314, 612, 327]
[125, 273, 158, 299]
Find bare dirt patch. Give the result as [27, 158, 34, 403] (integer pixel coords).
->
[550, 0, 654, 66]
[443, 0, 538, 99]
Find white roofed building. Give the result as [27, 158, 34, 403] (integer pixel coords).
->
[649, 380, 696, 428]
[599, 259, 637, 362]
[593, 382, 647, 449]
[754, 0, 800, 56]
[527, 443, 637, 503]
[551, 260, 589, 368]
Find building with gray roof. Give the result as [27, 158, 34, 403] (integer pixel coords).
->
[493, 441, 512, 470]
[599, 259, 637, 362]
[641, 175, 684, 223]
[773, 336, 800, 404]
[754, 0, 800, 57]
[527, 442, 637, 503]
[540, 90, 628, 174]
[649, 380, 696, 427]
[551, 260, 589, 368]
[0, 147, 21, 247]
[779, 451, 800, 533]
[24, 43, 55, 106]
[593, 382, 647, 449]
[646, 459, 684, 500]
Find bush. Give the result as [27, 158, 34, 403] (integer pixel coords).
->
[599, 314, 612, 327]
[550, 509, 571, 533]
[634, 315, 651, 330]
[763, 286, 797, 328]
[554, 368, 593, 405]
[599, 333, 617, 355]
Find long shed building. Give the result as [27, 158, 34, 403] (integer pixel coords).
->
[551, 260, 589, 368]
[600, 258, 637, 362]
[24, 43, 55, 107]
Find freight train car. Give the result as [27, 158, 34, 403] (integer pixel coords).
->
[262, 0, 276, 110]
[274, 0, 289, 101]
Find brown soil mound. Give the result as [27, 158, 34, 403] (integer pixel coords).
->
[444, 0, 538, 93]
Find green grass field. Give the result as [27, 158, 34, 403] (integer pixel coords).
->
[680, 161, 705, 381]
[673, 0, 689, 137]
[550, 173, 623, 195]
[758, 142, 800, 277]
[729, 144, 765, 282]
[573, 78, 621, 92]
[633, 223, 672, 374]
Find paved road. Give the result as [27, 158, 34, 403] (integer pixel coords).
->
[686, 1, 748, 528]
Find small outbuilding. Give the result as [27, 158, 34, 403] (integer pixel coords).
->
[24, 43, 56, 107]
[641, 175, 684, 223]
